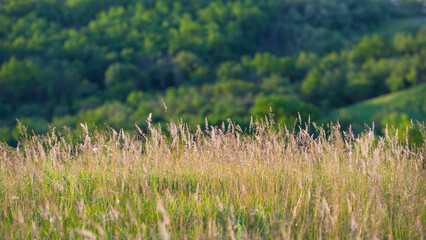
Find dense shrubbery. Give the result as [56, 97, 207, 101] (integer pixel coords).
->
[0, 0, 425, 144]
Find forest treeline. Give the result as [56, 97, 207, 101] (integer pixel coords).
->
[0, 0, 425, 144]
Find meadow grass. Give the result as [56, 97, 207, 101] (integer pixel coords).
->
[0, 117, 424, 239]
[327, 83, 426, 123]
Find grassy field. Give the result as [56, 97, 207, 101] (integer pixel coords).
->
[0, 118, 425, 239]
[327, 83, 426, 125]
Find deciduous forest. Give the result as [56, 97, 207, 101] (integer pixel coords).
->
[0, 0, 425, 144]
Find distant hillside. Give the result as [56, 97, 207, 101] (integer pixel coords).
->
[0, 0, 424, 145]
[327, 83, 426, 130]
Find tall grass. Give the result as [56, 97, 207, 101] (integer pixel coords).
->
[0, 117, 424, 239]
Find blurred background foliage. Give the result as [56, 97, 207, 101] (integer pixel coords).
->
[0, 0, 425, 145]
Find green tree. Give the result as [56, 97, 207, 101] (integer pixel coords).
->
[393, 32, 415, 54]
[344, 71, 374, 103]
[216, 61, 247, 82]
[173, 51, 208, 85]
[0, 57, 40, 103]
[104, 63, 148, 89]
[301, 68, 324, 102]
[350, 34, 389, 63]
[81, 101, 134, 130]
[251, 95, 320, 126]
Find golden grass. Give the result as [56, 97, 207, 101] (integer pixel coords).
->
[0, 118, 424, 239]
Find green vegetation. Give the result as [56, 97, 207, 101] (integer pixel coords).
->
[369, 16, 426, 37]
[1, 1, 425, 238]
[328, 83, 426, 128]
[0, 120, 424, 238]
[0, 0, 425, 145]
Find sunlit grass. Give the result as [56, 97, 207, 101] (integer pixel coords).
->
[0, 118, 424, 239]
[327, 83, 426, 124]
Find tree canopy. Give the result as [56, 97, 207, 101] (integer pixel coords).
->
[0, 0, 425, 144]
